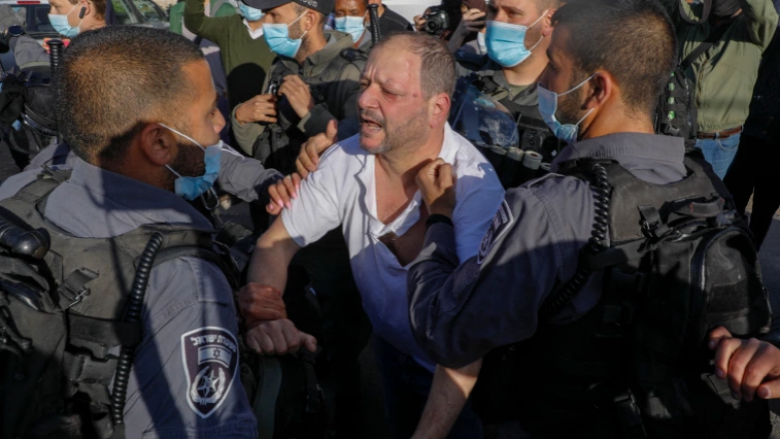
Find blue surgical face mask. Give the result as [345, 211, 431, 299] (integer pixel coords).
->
[334, 14, 366, 43]
[161, 124, 223, 201]
[262, 12, 307, 58]
[49, 4, 82, 38]
[537, 73, 597, 144]
[476, 31, 487, 55]
[239, 3, 264, 21]
[485, 10, 547, 68]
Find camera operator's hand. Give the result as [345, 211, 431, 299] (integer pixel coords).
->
[296, 119, 338, 179]
[235, 94, 278, 124]
[279, 75, 315, 119]
[457, 8, 486, 34]
[414, 8, 432, 32]
[709, 326, 780, 402]
[267, 174, 302, 215]
[416, 158, 457, 218]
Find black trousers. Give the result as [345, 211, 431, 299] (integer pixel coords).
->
[723, 134, 780, 250]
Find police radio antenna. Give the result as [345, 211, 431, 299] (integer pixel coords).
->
[368, 4, 382, 45]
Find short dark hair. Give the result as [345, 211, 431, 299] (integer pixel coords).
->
[56, 26, 204, 164]
[374, 32, 457, 99]
[67, 0, 106, 20]
[552, 0, 676, 116]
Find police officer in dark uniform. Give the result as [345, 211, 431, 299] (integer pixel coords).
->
[455, 0, 562, 171]
[408, 0, 780, 438]
[0, 26, 259, 439]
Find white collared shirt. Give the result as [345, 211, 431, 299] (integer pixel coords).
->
[243, 19, 264, 39]
[281, 123, 505, 370]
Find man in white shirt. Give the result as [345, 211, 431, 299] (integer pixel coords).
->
[240, 32, 504, 439]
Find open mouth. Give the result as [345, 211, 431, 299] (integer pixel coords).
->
[360, 116, 383, 134]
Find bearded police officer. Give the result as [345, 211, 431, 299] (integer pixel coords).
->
[408, 0, 780, 438]
[0, 27, 258, 438]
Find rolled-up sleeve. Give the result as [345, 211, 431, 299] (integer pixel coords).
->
[743, 0, 779, 48]
[280, 149, 343, 247]
[123, 258, 257, 439]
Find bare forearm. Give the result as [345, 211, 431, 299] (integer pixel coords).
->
[247, 222, 299, 290]
[412, 359, 483, 439]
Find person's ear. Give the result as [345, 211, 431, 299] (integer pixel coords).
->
[429, 93, 451, 128]
[78, 0, 89, 18]
[304, 9, 316, 32]
[542, 8, 556, 36]
[584, 72, 613, 110]
[138, 124, 177, 167]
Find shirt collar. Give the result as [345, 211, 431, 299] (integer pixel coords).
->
[243, 19, 264, 39]
[355, 123, 458, 235]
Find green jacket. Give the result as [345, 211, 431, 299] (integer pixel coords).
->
[169, 0, 235, 35]
[184, 0, 275, 107]
[660, 0, 778, 132]
[232, 31, 364, 155]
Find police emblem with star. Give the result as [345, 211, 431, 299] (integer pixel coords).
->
[181, 327, 239, 418]
[477, 200, 514, 264]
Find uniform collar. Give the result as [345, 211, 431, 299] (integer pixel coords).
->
[243, 19, 264, 39]
[479, 62, 539, 103]
[47, 158, 214, 237]
[552, 132, 687, 172]
[278, 31, 352, 73]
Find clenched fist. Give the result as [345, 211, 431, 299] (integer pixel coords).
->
[416, 158, 457, 218]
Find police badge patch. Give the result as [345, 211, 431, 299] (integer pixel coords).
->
[181, 327, 239, 418]
[477, 200, 514, 265]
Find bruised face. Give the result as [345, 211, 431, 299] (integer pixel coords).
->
[357, 45, 430, 154]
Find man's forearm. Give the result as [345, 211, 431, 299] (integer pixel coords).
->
[247, 222, 299, 290]
[247, 248, 289, 290]
[412, 359, 483, 439]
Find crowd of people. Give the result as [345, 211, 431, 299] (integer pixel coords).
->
[2, 0, 780, 438]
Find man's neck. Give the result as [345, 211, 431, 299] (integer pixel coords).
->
[502, 51, 547, 86]
[376, 127, 445, 187]
[295, 31, 328, 64]
[81, 21, 106, 33]
[246, 19, 264, 31]
[580, 108, 655, 141]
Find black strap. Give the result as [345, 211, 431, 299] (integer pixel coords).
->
[680, 22, 730, 71]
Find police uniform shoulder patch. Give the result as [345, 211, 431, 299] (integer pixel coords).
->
[477, 199, 514, 265]
[181, 327, 239, 419]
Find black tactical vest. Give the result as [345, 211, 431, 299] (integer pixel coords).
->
[253, 48, 367, 175]
[0, 169, 225, 439]
[472, 157, 772, 439]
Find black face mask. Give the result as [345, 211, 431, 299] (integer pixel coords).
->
[712, 0, 741, 19]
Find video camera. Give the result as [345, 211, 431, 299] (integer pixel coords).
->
[422, 0, 463, 37]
